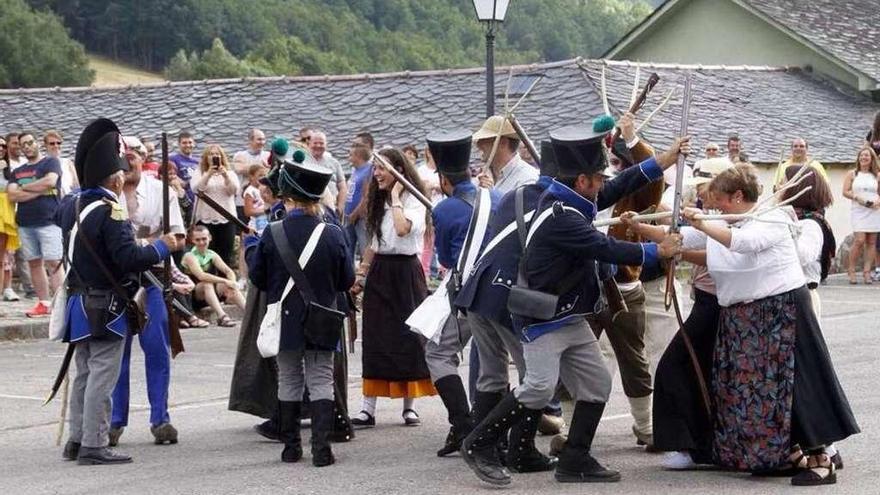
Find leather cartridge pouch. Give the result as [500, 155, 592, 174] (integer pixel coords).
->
[303, 301, 345, 350]
[83, 289, 125, 338]
[507, 285, 559, 321]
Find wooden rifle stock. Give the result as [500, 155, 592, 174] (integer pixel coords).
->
[162, 133, 185, 357]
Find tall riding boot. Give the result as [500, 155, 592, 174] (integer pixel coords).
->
[434, 375, 473, 457]
[555, 401, 620, 483]
[462, 392, 535, 486]
[311, 399, 336, 467]
[278, 401, 302, 463]
[507, 407, 557, 473]
[255, 401, 281, 441]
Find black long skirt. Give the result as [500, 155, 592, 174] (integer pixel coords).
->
[652, 288, 720, 463]
[228, 284, 277, 418]
[361, 254, 435, 397]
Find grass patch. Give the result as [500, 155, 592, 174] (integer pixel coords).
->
[88, 54, 165, 87]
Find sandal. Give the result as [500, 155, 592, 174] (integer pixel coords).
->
[217, 314, 236, 327]
[791, 453, 836, 486]
[187, 315, 210, 328]
[179, 318, 191, 328]
[864, 272, 873, 285]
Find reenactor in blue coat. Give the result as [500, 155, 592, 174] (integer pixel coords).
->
[245, 158, 354, 467]
[58, 118, 183, 465]
[460, 122, 689, 485]
[421, 129, 499, 457]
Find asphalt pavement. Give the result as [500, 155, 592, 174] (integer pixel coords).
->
[0, 276, 876, 495]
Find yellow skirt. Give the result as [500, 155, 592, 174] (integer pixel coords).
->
[362, 378, 437, 399]
[0, 193, 19, 251]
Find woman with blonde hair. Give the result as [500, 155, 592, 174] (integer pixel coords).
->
[192, 144, 240, 266]
[0, 136, 21, 302]
[350, 147, 436, 427]
[841, 145, 880, 284]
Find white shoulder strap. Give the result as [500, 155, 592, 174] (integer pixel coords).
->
[279, 223, 326, 302]
[524, 204, 585, 248]
[480, 209, 535, 258]
[66, 200, 109, 263]
[458, 188, 492, 285]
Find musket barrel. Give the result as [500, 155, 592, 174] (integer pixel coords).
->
[371, 151, 433, 210]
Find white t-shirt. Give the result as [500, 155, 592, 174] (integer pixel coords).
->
[796, 218, 823, 286]
[231, 149, 269, 206]
[370, 192, 426, 256]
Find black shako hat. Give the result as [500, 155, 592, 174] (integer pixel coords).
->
[549, 125, 611, 177]
[277, 153, 333, 201]
[75, 118, 130, 188]
[539, 140, 558, 178]
[426, 129, 472, 175]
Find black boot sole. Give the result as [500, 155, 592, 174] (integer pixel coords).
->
[437, 441, 461, 457]
[555, 470, 621, 483]
[77, 457, 133, 466]
[460, 445, 512, 486]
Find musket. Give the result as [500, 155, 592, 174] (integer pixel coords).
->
[163, 133, 186, 357]
[662, 73, 712, 420]
[507, 114, 541, 170]
[371, 151, 433, 210]
[611, 73, 659, 143]
[196, 191, 255, 233]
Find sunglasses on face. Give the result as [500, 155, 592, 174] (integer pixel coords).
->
[20, 140, 35, 146]
[47, 141, 62, 146]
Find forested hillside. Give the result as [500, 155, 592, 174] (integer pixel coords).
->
[11, 0, 652, 87]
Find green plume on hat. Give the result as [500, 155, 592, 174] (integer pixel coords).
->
[592, 114, 616, 134]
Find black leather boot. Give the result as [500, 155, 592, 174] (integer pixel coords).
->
[254, 401, 281, 441]
[461, 392, 533, 486]
[434, 375, 473, 457]
[311, 399, 335, 467]
[507, 407, 557, 473]
[555, 401, 620, 483]
[279, 401, 302, 463]
[62, 441, 80, 461]
[330, 399, 354, 443]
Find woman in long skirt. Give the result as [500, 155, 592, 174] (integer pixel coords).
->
[681, 165, 859, 486]
[350, 148, 436, 427]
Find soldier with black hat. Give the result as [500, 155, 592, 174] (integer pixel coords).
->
[460, 121, 689, 486]
[57, 118, 183, 465]
[244, 157, 354, 467]
[413, 130, 500, 457]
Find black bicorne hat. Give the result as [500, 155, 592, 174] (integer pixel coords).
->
[549, 125, 610, 177]
[426, 129, 472, 175]
[75, 118, 130, 188]
[539, 140, 558, 178]
[277, 153, 333, 201]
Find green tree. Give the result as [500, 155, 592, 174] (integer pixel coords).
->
[165, 38, 273, 80]
[0, 0, 93, 88]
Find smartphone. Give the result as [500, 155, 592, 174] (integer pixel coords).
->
[211, 156, 220, 168]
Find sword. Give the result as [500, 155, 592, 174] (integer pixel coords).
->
[43, 343, 75, 405]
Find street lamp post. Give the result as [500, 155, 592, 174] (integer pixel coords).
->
[472, 0, 510, 118]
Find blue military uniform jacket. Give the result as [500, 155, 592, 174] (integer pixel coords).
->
[55, 188, 171, 342]
[454, 176, 553, 327]
[246, 209, 354, 351]
[431, 181, 500, 270]
[514, 157, 665, 340]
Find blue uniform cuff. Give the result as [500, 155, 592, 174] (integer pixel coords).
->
[244, 234, 261, 250]
[641, 242, 659, 267]
[152, 240, 170, 259]
[639, 157, 663, 181]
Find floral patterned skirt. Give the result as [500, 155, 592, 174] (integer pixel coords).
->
[713, 290, 797, 471]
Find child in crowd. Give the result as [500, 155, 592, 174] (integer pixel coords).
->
[243, 164, 269, 235]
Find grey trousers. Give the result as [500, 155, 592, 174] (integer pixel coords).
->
[276, 349, 334, 402]
[514, 318, 612, 409]
[68, 337, 126, 448]
[424, 315, 472, 382]
[467, 312, 525, 394]
[588, 283, 653, 398]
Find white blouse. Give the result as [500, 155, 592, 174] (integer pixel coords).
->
[192, 167, 240, 224]
[370, 192, 426, 256]
[796, 218, 823, 286]
[681, 208, 805, 306]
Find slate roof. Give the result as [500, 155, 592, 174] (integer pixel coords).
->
[742, 0, 880, 83]
[0, 60, 602, 168]
[0, 58, 877, 167]
[578, 59, 880, 164]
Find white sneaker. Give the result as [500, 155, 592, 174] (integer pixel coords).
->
[3, 288, 20, 301]
[662, 451, 697, 471]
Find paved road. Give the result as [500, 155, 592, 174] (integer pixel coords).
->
[0, 277, 876, 494]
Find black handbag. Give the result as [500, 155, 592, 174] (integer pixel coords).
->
[270, 221, 345, 351]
